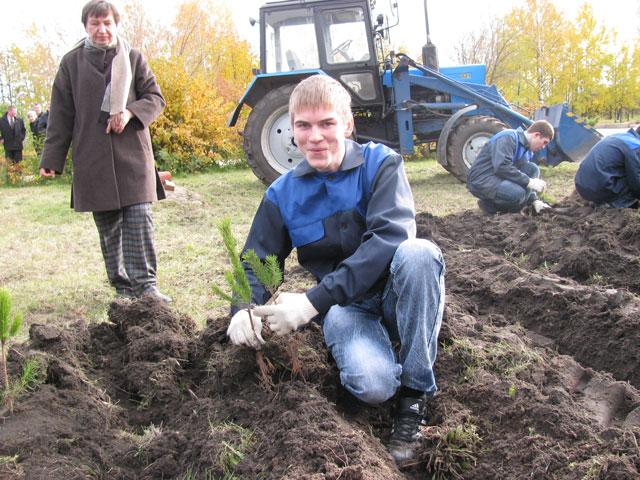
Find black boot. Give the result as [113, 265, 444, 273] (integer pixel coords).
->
[388, 394, 426, 463]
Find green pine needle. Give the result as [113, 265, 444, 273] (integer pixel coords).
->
[0, 288, 22, 342]
[212, 218, 284, 311]
[212, 217, 254, 309]
[242, 250, 282, 296]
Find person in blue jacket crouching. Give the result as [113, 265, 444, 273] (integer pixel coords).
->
[575, 127, 640, 208]
[467, 120, 554, 215]
[226, 74, 445, 464]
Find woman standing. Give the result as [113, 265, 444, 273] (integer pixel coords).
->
[40, 0, 171, 302]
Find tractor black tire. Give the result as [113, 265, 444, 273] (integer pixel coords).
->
[445, 115, 508, 182]
[244, 84, 302, 186]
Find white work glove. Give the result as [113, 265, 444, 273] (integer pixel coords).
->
[527, 178, 547, 193]
[227, 309, 265, 348]
[532, 199, 551, 213]
[253, 292, 319, 336]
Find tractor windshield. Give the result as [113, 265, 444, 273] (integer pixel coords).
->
[264, 9, 320, 72]
[322, 7, 370, 64]
[263, 4, 371, 73]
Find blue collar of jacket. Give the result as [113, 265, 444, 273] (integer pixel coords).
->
[292, 139, 364, 178]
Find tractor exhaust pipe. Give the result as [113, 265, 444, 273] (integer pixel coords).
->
[422, 0, 439, 71]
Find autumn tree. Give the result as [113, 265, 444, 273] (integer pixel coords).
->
[120, 0, 170, 59]
[0, 24, 67, 111]
[605, 45, 640, 122]
[149, 0, 257, 171]
[452, 16, 518, 86]
[169, 0, 255, 83]
[551, 4, 611, 117]
[499, 0, 569, 107]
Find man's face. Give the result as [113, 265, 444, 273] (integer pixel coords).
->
[34, 104, 41, 115]
[529, 132, 551, 152]
[292, 106, 353, 173]
[7, 108, 16, 118]
[85, 13, 117, 47]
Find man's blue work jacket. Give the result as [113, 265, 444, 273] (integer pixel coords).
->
[466, 128, 534, 200]
[233, 140, 416, 316]
[575, 128, 640, 204]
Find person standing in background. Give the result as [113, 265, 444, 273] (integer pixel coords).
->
[39, 0, 171, 302]
[0, 105, 26, 164]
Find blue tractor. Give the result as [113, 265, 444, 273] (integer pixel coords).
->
[227, 0, 602, 185]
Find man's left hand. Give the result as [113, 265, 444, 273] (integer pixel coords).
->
[253, 292, 319, 336]
[106, 109, 133, 134]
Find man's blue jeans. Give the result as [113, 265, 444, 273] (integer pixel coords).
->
[481, 162, 540, 214]
[322, 239, 445, 404]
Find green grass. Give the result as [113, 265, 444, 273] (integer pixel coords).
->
[0, 156, 579, 334]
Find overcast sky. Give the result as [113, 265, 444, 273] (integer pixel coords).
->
[2, 0, 639, 66]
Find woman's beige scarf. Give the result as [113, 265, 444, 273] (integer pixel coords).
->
[74, 35, 132, 121]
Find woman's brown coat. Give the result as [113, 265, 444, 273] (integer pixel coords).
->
[40, 44, 166, 212]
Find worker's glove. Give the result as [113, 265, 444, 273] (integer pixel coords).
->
[227, 309, 265, 348]
[527, 178, 547, 193]
[532, 199, 551, 213]
[253, 292, 319, 336]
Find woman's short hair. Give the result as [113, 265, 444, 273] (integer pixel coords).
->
[81, 0, 120, 26]
[289, 75, 353, 125]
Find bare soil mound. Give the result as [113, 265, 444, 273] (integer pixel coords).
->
[2, 197, 639, 479]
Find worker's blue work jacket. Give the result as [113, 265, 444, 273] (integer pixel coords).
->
[575, 128, 640, 204]
[232, 140, 416, 316]
[466, 128, 534, 200]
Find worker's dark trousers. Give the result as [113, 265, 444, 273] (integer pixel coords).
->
[93, 203, 157, 298]
[483, 162, 540, 214]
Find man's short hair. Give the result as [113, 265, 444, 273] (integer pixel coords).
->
[289, 75, 352, 125]
[527, 120, 554, 140]
[81, 0, 120, 26]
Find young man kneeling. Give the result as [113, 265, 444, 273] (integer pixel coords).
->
[227, 75, 445, 463]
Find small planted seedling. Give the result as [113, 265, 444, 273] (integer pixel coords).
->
[0, 288, 23, 416]
[212, 216, 284, 390]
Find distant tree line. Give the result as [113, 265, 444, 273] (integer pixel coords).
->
[451, 0, 640, 122]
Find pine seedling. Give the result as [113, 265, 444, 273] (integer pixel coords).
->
[211, 216, 253, 311]
[243, 248, 307, 379]
[212, 217, 284, 390]
[242, 249, 282, 299]
[0, 288, 23, 415]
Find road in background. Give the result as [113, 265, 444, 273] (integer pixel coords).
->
[597, 126, 636, 136]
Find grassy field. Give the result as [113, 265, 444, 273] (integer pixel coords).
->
[0, 156, 579, 336]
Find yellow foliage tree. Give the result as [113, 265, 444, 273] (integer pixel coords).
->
[550, 3, 611, 118]
[500, 0, 569, 107]
[605, 45, 640, 122]
[148, 0, 257, 172]
[150, 55, 245, 172]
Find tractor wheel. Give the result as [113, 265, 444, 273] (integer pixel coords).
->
[445, 115, 507, 182]
[244, 84, 302, 186]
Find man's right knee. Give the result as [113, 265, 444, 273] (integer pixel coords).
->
[339, 341, 400, 404]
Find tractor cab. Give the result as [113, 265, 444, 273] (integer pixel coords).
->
[258, 0, 383, 106]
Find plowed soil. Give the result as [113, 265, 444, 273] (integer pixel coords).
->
[2, 195, 639, 479]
